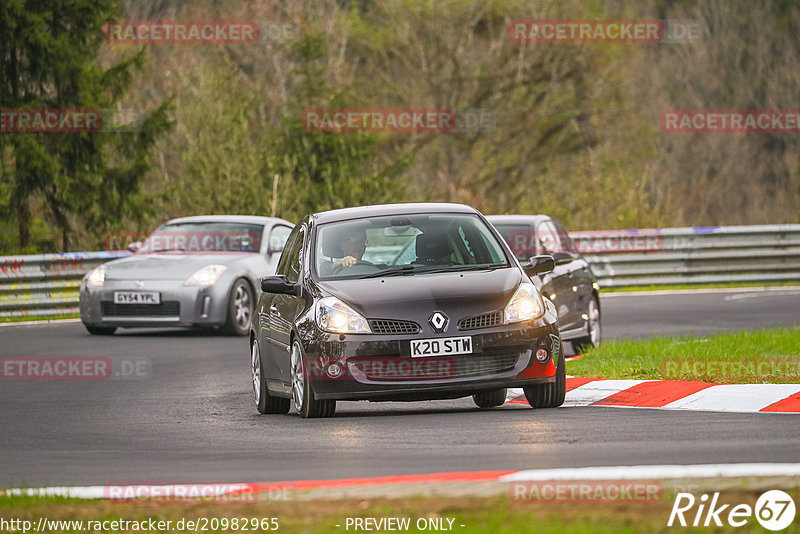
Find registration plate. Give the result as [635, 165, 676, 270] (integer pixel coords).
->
[113, 291, 161, 305]
[410, 336, 473, 358]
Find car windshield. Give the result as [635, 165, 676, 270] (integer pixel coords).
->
[137, 222, 263, 253]
[313, 213, 510, 279]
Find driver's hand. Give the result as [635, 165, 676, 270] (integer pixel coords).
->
[335, 256, 358, 268]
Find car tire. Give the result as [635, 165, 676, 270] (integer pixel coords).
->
[83, 323, 116, 335]
[472, 388, 507, 408]
[224, 279, 253, 336]
[252, 339, 290, 414]
[523, 348, 566, 409]
[572, 296, 601, 353]
[291, 340, 336, 418]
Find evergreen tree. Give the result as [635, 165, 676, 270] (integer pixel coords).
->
[0, 0, 171, 252]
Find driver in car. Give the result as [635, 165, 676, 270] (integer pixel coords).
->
[322, 227, 373, 275]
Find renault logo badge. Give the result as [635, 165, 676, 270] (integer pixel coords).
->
[428, 311, 449, 333]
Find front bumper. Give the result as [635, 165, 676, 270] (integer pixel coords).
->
[79, 279, 231, 328]
[299, 320, 561, 401]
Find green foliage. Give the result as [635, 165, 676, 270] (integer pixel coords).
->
[265, 30, 410, 221]
[2, 0, 798, 254]
[0, 0, 172, 253]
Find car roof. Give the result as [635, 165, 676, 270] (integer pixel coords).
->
[311, 203, 481, 224]
[163, 215, 293, 226]
[486, 214, 551, 226]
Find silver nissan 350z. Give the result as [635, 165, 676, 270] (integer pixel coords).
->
[79, 215, 293, 336]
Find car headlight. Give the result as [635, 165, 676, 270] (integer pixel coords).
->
[86, 265, 106, 287]
[316, 297, 371, 334]
[504, 282, 545, 323]
[184, 265, 227, 286]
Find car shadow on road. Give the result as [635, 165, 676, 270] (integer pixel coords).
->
[108, 328, 238, 338]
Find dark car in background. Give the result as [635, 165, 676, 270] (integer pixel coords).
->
[80, 215, 293, 336]
[487, 215, 600, 353]
[250, 203, 565, 418]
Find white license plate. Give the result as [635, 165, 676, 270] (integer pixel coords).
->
[410, 336, 473, 358]
[113, 291, 161, 305]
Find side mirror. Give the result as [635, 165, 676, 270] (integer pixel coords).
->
[551, 251, 575, 265]
[128, 241, 142, 253]
[522, 255, 555, 276]
[260, 275, 299, 295]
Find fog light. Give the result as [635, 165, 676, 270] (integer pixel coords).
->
[535, 348, 550, 364]
[326, 362, 344, 378]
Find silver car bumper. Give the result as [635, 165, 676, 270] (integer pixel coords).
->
[80, 279, 233, 329]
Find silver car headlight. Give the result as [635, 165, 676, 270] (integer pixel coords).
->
[86, 265, 106, 287]
[504, 282, 545, 323]
[316, 297, 371, 334]
[184, 265, 227, 286]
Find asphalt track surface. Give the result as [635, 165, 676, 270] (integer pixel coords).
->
[1, 288, 799, 486]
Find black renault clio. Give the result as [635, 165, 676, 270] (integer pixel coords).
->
[250, 203, 564, 418]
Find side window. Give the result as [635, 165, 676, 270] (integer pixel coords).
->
[286, 228, 305, 283]
[553, 221, 576, 253]
[268, 225, 292, 253]
[276, 226, 301, 277]
[536, 220, 563, 254]
[495, 224, 534, 261]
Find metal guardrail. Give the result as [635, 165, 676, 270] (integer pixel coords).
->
[577, 224, 800, 287]
[0, 251, 130, 318]
[0, 225, 798, 318]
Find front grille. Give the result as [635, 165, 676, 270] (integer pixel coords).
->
[451, 350, 519, 378]
[458, 311, 502, 331]
[101, 301, 180, 317]
[357, 349, 521, 381]
[368, 319, 421, 335]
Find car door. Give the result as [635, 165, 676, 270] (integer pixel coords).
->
[552, 219, 595, 323]
[269, 224, 307, 386]
[536, 219, 580, 330]
[259, 226, 302, 383]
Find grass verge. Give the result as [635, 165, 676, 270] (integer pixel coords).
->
[2, 488, 798, 533]
[601, 281, 800, 293]
[568, 327, 800, 383]
[0, 313, 80, 324]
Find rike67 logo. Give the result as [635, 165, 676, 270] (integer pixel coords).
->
[668, 490, 796, 531]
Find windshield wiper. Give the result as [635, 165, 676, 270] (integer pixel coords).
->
[420, 264, 507, 275]
[361, 264, 506, 279]
[149, 246, 187, 253]
[361, 265, 419, 278]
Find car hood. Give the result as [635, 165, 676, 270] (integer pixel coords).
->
[102, 253, 250, 281]
[317, 268, 524, 322]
